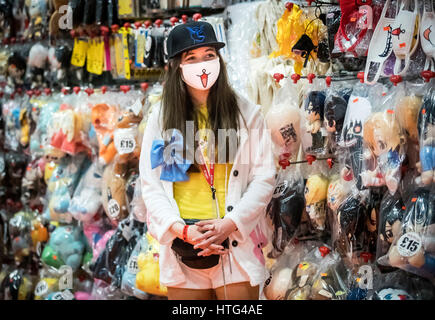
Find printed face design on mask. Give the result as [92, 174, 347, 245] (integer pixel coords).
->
[180, 58, 220, 90]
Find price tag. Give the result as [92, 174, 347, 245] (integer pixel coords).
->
[35, 280, 49, 297]
[71, 38, 88, 67]
[51, 292, 65, 300]
[108, 199, 121, 219]
[130, 98, 143, 116]
[397, 232, 422, 257]
[127, 255, 139, 274]
[272, 181, 288, 198]
[114, 130, 136, 154]
[318, 289, 333, 299]
[61, 289, 75, 300]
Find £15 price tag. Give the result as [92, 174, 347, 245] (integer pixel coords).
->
[127, 255, 139, 274]
[34, 280, 49, 297]
[397, 232, 422, 257]
[114, 130, 136, 154]
[272, 181, 288, 198]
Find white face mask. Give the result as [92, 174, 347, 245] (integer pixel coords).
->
[180, 58, 220, 90]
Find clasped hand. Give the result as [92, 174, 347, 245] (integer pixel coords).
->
[187, 218, 237, 257]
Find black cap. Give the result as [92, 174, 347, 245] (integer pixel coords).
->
[167, 21, 225, 59]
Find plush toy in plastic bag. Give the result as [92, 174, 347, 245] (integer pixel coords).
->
[304, 174, 329, 234]
[135, 232, 167, 297]
[386, 186, 435, 280]
[121, 233, 148, 299]
[417, 86, 435, 186]
[41, 224, 91, 272]
[303, 91, 327, 155]
[8, 210, 35, 265]
[361, 109, 406, 194]
[21, 157, 46, 210]
[375, 191, 404, 265]
[266, 167, 305, 258]
[69, 162, 103, 223]
[91, 103, 119, 165]
[263, 239, 315, 300]
[0, 268, 35, 300]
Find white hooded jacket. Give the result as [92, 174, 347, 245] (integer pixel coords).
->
[139, 94, 276, 287]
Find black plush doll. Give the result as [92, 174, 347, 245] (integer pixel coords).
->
[342, 119, 365, 190]
[6, 52, 27, 87]
[304, 91, 326, 154]
[324, 89, 351, 146]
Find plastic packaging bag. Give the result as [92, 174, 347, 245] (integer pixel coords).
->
[346, 252, 381, 300]
[266, 167, 305, 258]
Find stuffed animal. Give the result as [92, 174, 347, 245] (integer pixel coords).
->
[69, 162, 103, 223]
[30, 101, 61, 157]
[21, 157, 46, 209]
[0, 269, 35, 300]
[47, 45, 72, 85]
[417, 90, 435, 185]
[361, 111, 405, 194]
[41, 224, 89, 271]
[101, 162, 129, 224]
[6, 52, 27, 87]
[135, 232, 167, 296]
[26, 43, 49, 88]
[43, 153, 89, 224]
[304, 91, 327, 154]
[8, 210, 34, 265]
[91, 103, 119, 165]
[304, 174, 329, 232]
[25, 0, 48, 39]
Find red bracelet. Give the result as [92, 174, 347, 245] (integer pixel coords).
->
[182, 225, 189, 242]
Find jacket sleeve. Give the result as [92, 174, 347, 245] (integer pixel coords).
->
[224, 107, 276, 243]
[139, 106, 185, 245]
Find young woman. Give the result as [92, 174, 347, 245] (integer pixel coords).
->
[139, 21, 276, 300]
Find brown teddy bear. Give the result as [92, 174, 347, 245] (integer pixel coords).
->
[49, 0, 70, 36]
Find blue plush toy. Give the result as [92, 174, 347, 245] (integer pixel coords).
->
[43, 153, 90, 223]
[30, 101, 60, 157]
[41, 224, 90, 271]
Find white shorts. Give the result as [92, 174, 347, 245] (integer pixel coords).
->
[174, 251, 251, 290]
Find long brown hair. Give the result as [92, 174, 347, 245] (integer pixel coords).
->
[161, 51, 241, 136]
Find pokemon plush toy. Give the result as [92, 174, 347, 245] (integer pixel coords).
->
[135, 232, 167, 296]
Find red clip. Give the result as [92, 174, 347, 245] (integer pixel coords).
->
[120, 85, 130, 93]
[285, 2, 294, 10]
[101, 86, 108, 94]
[26, 90, 34, 98]
[0, 92, 3, 99]
[291, 73, 301, 84]
[273, 73, 284, 83]
[134, 22, 143, 29]
[389, 75, 402, 86]
[155, 19, 163, 27]
[327, 158, 334, 169]
[70, 29, 77, 38]
[278, 153, 291, 169]
[111, 24, 120, 33]
[144, 20, 152, 28]
[123, 22, 131, 29]
[306, 154, 316, 165]
[61, 88, 69, 95]
[100, 26, 110, 35]
[44, 88, 52, 96]
[181, 15, 188, 23]
[16, 88, 23, 95]
[421, 70, 435, 83]
[307, 0, 314, 5]
[357, 72, 365, 83]
[319, 246, 331, 257]
[34, 89, 41, 97]
[73, 86, 81, 94]
[193, 13, 202, 21]
[325, 76, 332, 87]
[360, 252, 372, 263]
[140, 82, 149, 91]
[10, 37, 16, 44]
[307, 73, 316, 84]
[84, 88, 94, 96]
[170, 17, 179, 26]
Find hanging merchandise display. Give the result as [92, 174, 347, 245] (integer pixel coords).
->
[0, 0, 434, 302]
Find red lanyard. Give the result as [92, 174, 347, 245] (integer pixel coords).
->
[197, 139, 216, 200]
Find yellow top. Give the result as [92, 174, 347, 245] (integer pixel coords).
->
[173, 105, 232, 220]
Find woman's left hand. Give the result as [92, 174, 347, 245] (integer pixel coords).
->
[192, 218, 237, 255]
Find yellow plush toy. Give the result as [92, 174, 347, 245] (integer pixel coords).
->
[304, 175, 329, 231]
[135, 233, 167, 297]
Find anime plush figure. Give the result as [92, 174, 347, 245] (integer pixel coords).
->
[69, 162, 103, 223]
[136, 232, 167, 296]
[304, 175, 329, 232]
[41, 224, 89, 271]
[30, 101, 61, 157]
[8, 211, 34, 265]
[21, 157, 46, 209]
[304, 91, 326, 154]
[25, 0, 48, 39]
[324, 90, 351, 152]
[6, 52, 27, 87]
[91, 103, 119, 165]
[266, 102, 302, 161]
[388, 187, 435, 270]
[44, 154, 89, 223]
[417, 91, 435, 185]
[361, 112, 405, 194]
[376, 192, 404, 263]
[47, 45, 72, 86]
[26, 43, 48, 88]
[5, 151, 28, 202]
[335, 195, 367, 258]
[327, 177, 346, 213]
[49, 104, 90, 156]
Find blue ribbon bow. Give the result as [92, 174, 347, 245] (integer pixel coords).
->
[150, 131, 191, 182]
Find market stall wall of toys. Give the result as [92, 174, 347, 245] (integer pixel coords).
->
[0, 0, 434, 300]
